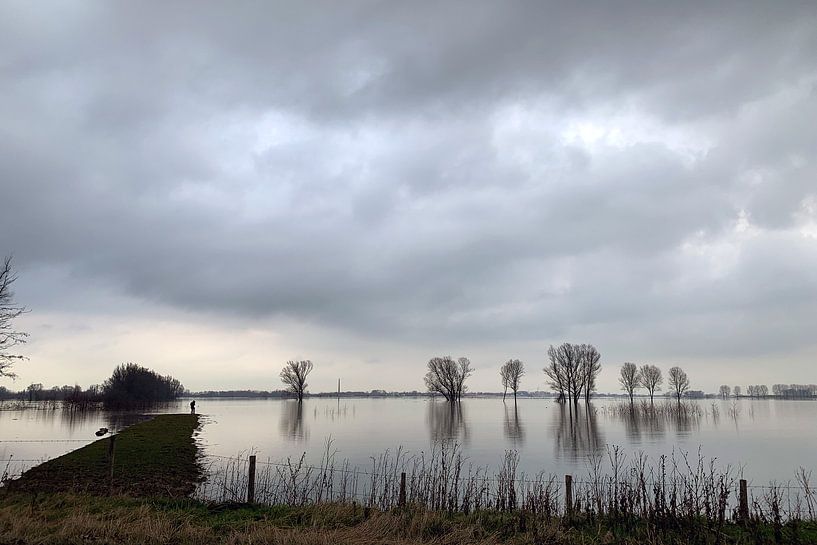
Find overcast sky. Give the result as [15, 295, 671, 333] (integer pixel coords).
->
[2, 1, 816, 394]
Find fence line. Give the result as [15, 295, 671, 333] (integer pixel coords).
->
[198, 452, 813, 493]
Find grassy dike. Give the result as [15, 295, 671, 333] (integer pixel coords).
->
[1, 414, 815, 544]
[6, 413, 201, 497]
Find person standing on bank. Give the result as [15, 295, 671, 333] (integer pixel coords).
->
[190, 400, 196, 414]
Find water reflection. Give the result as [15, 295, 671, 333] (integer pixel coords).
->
[427, 401, 470, 444]
[603, 402, 703, 441]
[315, 402, 354, 423]
[552, 403, 604, 461]
[279, 401, 308, 441]
[502, 402, 525, 445]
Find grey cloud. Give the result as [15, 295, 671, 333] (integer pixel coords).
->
[2, 1, 817, 386]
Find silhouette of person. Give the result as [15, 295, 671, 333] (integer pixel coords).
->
[190, 400, 196, 414]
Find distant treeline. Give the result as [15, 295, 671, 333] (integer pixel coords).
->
[0, 363, 185, 408]
[187, 390, 561, 399]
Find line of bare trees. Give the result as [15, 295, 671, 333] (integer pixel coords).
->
[543, 343, 602, 404]
[618, 363, 690, 403]
[719, 384, 817, 399]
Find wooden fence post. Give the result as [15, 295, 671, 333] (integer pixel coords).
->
[565, 474, 573, 517]
[247, 455, 257, 503]
[399, 472, 407, 507]
[739, 479, 749, 523]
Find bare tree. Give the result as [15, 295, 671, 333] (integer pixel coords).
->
[640, 364, 663, 403]
[733, 385, 741, 398]
[747, 384, 769, 398]
[280, 360, 314, 402]
[548, 343, 586, 405]
[425, 356, 472, 402]
[0, 257, 28, 379]
[579, 344, 602, 402]
[544, 343, 601, 405]
[619, 362, 641, 404]
[668, 366, 690, 402]
[455, 357, 473, 401]
[500, 363, 510, 400]
[719, 385, 731, 398]
[543, 348, 567, 403]
[499, 358, 525, 402]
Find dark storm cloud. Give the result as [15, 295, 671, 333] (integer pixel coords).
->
[1, 0, 817, 368]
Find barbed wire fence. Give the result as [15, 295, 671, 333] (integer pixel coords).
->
[193, 445, 817, 522]
[2, 436, 815, 523]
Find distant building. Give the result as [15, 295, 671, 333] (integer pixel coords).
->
[684, 390, 706, 399]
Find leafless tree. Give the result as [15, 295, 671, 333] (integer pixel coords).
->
[425, 356, 472, 402]
[499, 358, 525, 402]
[733, 385, 741, 398]
[455, 357, 472, 401]
[543, 348, 567, 403]
[280, 360, 314, 402]
[719, 385, 731, 398]
[579, 344, 602, 402]
[0, 257, 28, 379]
[668, 366, 690, 402]
[619, 362, 641, 404]
[546, 343, 585, 405]
[747, 384, 769, 398]
[639, 364, 663, 404]
[544, 343, 601, 405]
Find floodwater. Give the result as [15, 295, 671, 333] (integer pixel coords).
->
[1, 397, 815, 484]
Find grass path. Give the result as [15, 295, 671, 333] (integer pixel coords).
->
[7, 414, 200, 497]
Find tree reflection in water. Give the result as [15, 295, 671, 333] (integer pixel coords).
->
[279, 400, 308, 441]
[503, 402, 525, 445]
[427, 401, 470, 444]
[608, 402, 702, 442]
[552, 403, 604, 461]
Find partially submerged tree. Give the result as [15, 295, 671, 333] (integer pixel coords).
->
[668, 366, 690, 402]
[425, 356, 472, 402]
[543, 348, 568, 403]
[733, 385, 741, 398]
[640, 364, 663, 404]
[280, 360, 314, 402]
[719, 385, 731, 398]
[544, 343, 602, 404]
[499, 358, 525, 402]
[580, 344, 602, 402]
[455, 357, 472, 401]
[0, 257, 28, 379]
[619, 362, 641, 404]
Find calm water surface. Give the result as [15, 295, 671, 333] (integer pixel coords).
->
[2, 397, 815, 483]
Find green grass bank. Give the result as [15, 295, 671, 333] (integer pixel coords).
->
[7, 413, 200, 497]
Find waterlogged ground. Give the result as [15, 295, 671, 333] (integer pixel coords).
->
[2, 397, 816, 484]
